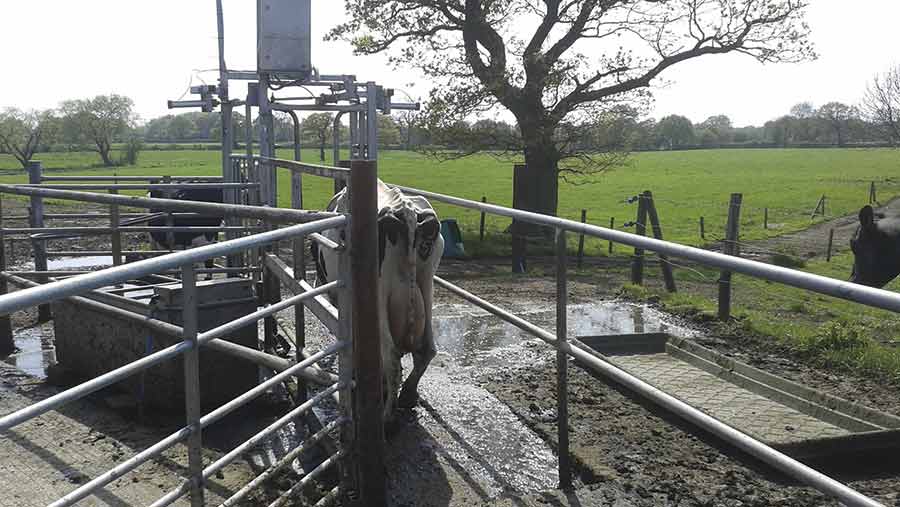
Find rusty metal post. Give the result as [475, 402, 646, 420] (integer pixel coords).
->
[479, 196, 487, 242]
[718, 193, 743, 321]
[555, 228, 571, 489]
[27, 161, 50, 321]
[0, 194, 13, 355]
[181, 264, 205, 507]
[349, 159, 386, 507]
[608, 217, 615, 254]
[577, 209, 586, 269]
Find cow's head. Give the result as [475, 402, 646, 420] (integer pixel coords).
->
[850, 205, 900, 288]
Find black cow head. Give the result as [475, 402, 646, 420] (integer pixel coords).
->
[850, 205, 900, 288]
[378, 207, 441, 269]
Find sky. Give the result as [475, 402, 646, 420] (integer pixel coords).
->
[0, 0, 898, 128]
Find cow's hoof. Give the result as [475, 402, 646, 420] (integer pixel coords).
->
[397, 389, 419, 409]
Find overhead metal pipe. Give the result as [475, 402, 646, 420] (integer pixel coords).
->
[23, 183, 255, 190]
[0, 184, 337, 224]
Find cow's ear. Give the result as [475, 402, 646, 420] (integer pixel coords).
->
[860, 205, 876, 231]
[417, 215, 440, 241]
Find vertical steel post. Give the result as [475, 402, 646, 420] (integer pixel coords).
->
[349, 111, 359, 160]
[163, 175, 176, 251]
[337, 220, 357, 501]
[718, 193, 743, 321]
[27, 161, 50, 322]
[245, 101, 254, 160]
[0, 194, 13, 355]
[109, 190, 122, 266]
[555, 228, 571, 490]
[288, 112, 306, 354]
[366, 82, 378, 161]
[333, 111, 345, 166]
[349, 159, 386, 506]
[258, 73, 277, 207]
[181, 264, 204, 507]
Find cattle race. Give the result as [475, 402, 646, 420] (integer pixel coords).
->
[1, 1, 900, 507]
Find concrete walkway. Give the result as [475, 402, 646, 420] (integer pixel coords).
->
[0, 364, 255, 507]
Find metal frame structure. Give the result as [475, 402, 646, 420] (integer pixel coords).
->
[0, 155, 385, 506]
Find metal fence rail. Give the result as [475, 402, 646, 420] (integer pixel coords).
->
[386, 181, 888, 507]
[0, 212, 350, 506]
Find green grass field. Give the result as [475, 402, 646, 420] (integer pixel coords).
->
[1, 148, 898, 255]
[2, 147, 900, 379]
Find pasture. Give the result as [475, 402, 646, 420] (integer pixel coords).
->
[2, 148, 899, 256]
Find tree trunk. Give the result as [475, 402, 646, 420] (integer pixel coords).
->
[512, 124, 560, 240]
[319, 142, 326, 162]
[99, 142, 114, 166]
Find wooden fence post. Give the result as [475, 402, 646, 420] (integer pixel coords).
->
[577, 209, 586, 269]
[608, 217, 614, 254]
[763, 208, 768, 230]
[644, 191, 676, 293]
[27, 161, 50, 322]
[0, 194, 13, 355]
[718, 193, 743, 321]
[826, 228, 835, 262]
[630, 194, 648, 286]
[479, 196, 487, 242]
[700, 216, 705, 240]
[870, 181, 877, 204]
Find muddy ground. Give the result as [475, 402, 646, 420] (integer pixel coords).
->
[435, 271, 900, 506]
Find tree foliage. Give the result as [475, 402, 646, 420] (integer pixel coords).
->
[330, 0, 814, 216]
[0, 108, 56, 169]
[59, 95, 136, 166]
[302, 113, 335, 161]
[863, 65, 900, 145]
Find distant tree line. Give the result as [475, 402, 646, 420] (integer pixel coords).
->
[3, 64, 899, 170]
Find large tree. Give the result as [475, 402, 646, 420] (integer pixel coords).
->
[656, 114, 695, 149]
[862, 65, 900, 145]
[331, 0, 814, 217]
[302, 112, 335, 161]
[817, 101, 857, 147]
[0, 108, 56, 169]
[59, 95, 136, 166]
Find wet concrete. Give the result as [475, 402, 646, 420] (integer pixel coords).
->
[48, 255, 113, 270]
[2, 322, 55, 379]
[385, 300, 698, 505]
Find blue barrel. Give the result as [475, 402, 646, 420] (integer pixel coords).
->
[440, 219, 466, 258]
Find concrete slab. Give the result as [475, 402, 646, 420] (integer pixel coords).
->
[0, 363, 256, 507]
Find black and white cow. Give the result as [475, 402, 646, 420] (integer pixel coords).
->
[147, 187, 225, 251]
[850, 205, 900, 287]
[312, 180, 443, 422]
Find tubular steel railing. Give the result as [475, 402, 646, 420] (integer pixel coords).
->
[392, 184, 888, 507]
[1, 156, 387, 506]
[0, 197, 354, 506]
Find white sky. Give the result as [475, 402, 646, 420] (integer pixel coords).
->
[0, 0, 898, 127]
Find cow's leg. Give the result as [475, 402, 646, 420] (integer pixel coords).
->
[398, 328, 435, 409]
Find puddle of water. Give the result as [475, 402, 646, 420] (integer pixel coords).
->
[2, 323, 56, 379]
[431, 301, 696, 372]
[16, 255, 113, 271]
[48, 256, 113, 270]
